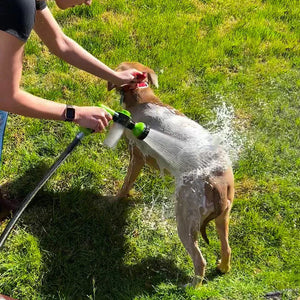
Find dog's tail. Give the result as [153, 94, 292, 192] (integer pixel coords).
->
[200, 211, 217, 245]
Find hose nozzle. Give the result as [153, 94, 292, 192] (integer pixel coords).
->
[132, 122, 150, 140]
[99, 104, 150, 140]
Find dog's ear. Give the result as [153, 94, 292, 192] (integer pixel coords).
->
[107, 82, 116, 91]
[147, 71, 159, 88]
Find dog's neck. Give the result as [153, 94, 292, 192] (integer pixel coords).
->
[120, 86, 162, 109]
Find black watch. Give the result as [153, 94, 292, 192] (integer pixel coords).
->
[64, 105, 75, 122]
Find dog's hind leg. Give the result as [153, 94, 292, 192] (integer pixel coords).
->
[211, 168, 234, 273]
[117, 146, 145, 199]
[215, 206, 232, 273]
[176, 195, 206, 288]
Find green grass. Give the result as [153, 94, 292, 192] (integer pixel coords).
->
[0, 0, 299, 299]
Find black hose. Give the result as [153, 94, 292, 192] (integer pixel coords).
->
[0, 131, 85, 249]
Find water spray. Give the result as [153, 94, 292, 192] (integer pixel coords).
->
[0, 103, 150, 249]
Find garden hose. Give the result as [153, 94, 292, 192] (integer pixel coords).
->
[0, 131, 88, 249]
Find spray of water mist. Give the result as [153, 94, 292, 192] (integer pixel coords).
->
[134, 102, 244, 218]
[206, 102, 245, 165]
[133, 103, 243, 181]
[142, 129, 225, 177]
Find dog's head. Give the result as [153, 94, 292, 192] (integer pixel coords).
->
[107, 62, 158, 91]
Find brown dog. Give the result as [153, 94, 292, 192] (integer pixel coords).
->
[108, 62, 234, 288]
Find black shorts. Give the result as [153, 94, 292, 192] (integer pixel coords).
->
[0, 0, 47, 42]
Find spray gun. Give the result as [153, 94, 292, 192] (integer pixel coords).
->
[98, 104, 150, 148]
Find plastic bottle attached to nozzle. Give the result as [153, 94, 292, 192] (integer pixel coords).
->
[103, 123, 125, 148]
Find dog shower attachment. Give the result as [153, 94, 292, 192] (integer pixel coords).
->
[99, 104, 150, 148]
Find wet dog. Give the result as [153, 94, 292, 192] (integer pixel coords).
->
[108, 62, 234, 288]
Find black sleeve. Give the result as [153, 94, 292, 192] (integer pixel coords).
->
[36, 0, 47, 10]
[0, 0, 46, 42]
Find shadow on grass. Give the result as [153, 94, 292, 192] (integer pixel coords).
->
[4, 163, 190, 299]
[204, 267, 226, 284]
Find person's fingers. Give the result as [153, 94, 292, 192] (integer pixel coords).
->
[100, 109, 112, 122]
[129, 74, 136, 83]
[94, 119, 105, 133]
[131, 71, 147, 84]
[97, 109, 113, 131]
[101, 115, 109, 128]
[105, 111, 113, 121]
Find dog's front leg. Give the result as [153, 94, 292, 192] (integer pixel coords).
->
[117, 145, 145, 199]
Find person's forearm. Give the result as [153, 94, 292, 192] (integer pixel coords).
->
[0, 90, 66, 120]
[34, 8, 137, 86]
[0, 89, 112, 132]
[51, 35, 118, 83]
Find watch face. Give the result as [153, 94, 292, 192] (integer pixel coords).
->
[66, 106, 75, 121]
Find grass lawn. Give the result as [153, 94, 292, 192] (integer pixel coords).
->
[0, 0, 299, 299]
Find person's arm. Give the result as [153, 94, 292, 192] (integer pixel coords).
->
[0, 30, 111, 132]
[55, 0, 92, 10]
[34, 7, 138, 86]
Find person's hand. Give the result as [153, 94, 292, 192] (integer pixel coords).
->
[113, 69, 144, 87]
[74, 106, 112, 133]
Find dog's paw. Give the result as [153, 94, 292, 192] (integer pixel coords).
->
[186, 275, 203, 289]
[180, 276, 204, 290]
[216, 260, 231, 274]
[116, 189, 142, 200]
